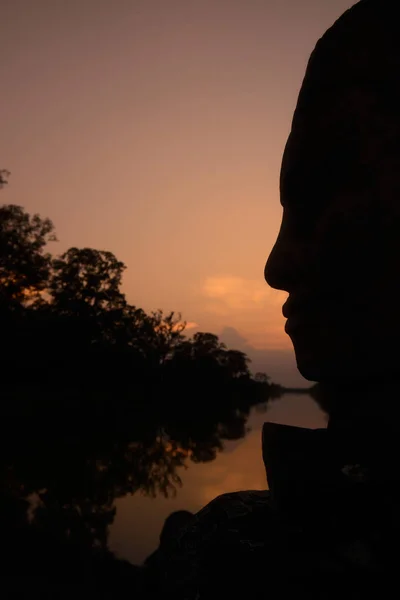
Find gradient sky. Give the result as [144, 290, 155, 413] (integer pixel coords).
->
[1, 0, 355, 386]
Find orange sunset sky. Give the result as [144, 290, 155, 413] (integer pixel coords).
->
[1, 0, 354, 386]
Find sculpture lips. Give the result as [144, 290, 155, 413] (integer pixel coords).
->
[283, 296, 320, 334]
[282, 296, 312, 319]
[284, 315, 310, 334]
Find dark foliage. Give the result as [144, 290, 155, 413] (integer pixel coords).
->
[0, 177, 280, 592]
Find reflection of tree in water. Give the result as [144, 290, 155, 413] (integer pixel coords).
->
[1, 382, 276, 586]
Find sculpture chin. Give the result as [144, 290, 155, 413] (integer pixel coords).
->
[295, 358, 321, 383]
[292, 337, 353, 383]
[295, 347, 397, 387]
[287, 332, 325, 382]
[289, 327, 367, 384]
[295, 347, 361, 384]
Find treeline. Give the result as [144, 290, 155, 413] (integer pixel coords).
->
[0, 171, 281, 399]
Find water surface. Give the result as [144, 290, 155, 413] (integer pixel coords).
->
[109, 392, 326, 564]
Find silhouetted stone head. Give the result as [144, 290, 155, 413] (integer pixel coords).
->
[265, 0, 400, 384]
[159, 510, 193, 548]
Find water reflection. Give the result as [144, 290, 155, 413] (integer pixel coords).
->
[110, 392, 326, 564]
[1, 381, 290, 587]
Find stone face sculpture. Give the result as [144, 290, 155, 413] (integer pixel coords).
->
[266, 0, 400, 385]
[162, 2, 400, 597]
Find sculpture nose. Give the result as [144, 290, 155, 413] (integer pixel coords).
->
[264, 216, 310, 294]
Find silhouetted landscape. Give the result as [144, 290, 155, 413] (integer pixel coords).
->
[0, 170, 291, 594]
[7, 0, 400, 596]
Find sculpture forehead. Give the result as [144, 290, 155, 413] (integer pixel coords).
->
[298, 1, 400, 95]
[281, 1, 400, 206]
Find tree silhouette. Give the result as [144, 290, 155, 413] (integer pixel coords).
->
[0, 204, 56, 309]
[0, 189, 282, 401]
[165, 331, 251, 387]
[50, 247, 126, 315]
[255, 372, 270, 384]
[0, 169, 9, 188]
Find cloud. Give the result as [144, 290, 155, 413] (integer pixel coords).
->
[170, 320, 198, 332]
[198, 275, 289, 349]
[202, 276, 286, 313]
